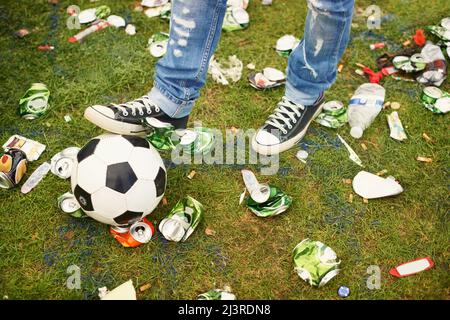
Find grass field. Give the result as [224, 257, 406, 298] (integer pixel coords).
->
[0, 0, 449, 300]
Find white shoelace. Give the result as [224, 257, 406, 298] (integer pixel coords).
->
[113, 95, 160, 117]
[265, 97, 304, 134]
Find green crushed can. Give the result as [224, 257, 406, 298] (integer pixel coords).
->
[18, 83, 50, 119]
[246, 185, 292, 217]
[421, 86, 450, 114]
[95, 5, 111, 19]
[198, 287, 236, 300]
[293, 239, 341, 287]
[158, 196, 204, 242]
[315, 101, 348, 129]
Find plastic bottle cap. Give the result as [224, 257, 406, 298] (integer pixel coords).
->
[350, 126, 363, 139]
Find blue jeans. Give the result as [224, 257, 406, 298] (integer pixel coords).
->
[149, 0, 354, 118]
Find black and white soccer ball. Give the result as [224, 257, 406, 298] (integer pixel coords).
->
[71, 134, 166, 226]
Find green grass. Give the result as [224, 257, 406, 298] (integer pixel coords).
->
[0, 0, 449, 300]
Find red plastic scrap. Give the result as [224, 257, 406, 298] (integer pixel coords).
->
[362, 66, 384, 84]
[413, 29, 426, 47]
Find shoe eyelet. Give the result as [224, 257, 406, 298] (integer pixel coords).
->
[139, 111, 144, 116]
[288, 125, 292, 129]
[155, 107, 160, 112]
[293, 120, 297, 123]
[122, 111, 128, 116]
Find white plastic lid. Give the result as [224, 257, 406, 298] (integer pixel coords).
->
[350, 126, 363, 139]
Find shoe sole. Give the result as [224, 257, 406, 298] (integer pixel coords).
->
[251, 102, 324, 156]
[84, 106, 149, 136]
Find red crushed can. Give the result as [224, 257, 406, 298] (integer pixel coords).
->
[110, 218, 155, 248]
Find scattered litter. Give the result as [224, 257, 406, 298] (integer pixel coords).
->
[362, 198, 369, 204]
[14, 28, 30, 38]
[162, 196, 168, 205]
[337, 134, 363, 167]
[198, 286, 236, 300]
[78, 8, 97, 24]
[243, 170, 292, 217]
[293, 239, 341, 287]
[389, 257, 434, 278]
[370, 42, 386, 50]
[337, 286, 350, 298]
[68, 20, 109, 43]
[208, 55, 243, 85]
[416, 156, 433, 163]
[110, 218, 155, 247]
[148, 32, 169, 57]
[125, 24, 136, 35]
[420, 86, 450, 114]
[21, 162, 51, 194]
[2, 135, 46, 161]
[205, 227, 216, 236]
[19, 83, 50, 120]
[187, 170, 196, 180]
[360, 143, 368, 151]
[107, 15, 126, 28]
[337, 64, 344, 73]
[342, 178, 352, 185]
[0, 149, 28, 189]
[50, 147, 80, 179]
[159, 196, 204, 242]
[376, 169, 388, 176]
[63, 114, 72, 123]
[223, 6, 249, 32]
[248, 67, 286, 90]
[58, 192, 85, 218]
[246, 63, 256, 70]
[275, 35, 299, 57]
[141, 0, 169, 7]
[347, 193, 353, 204]
[37, 44, 54, 51]
[296, 150, 308, 163]
[422, 133, 432, 142]
[348, 83, 386, 139]
[390, 101, 401, 110]
[387, 111, 407, 141]
[100, 280, 137, 300]
[139, 283, 151, 292]
[144, 2, 171, 19]
[315, 101, 348, 128]
[352, 171, 403, 199]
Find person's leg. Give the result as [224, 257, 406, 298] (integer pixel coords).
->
[285, 0, 355, 105]
[252, 0, 354, 155]
[85, 0, 227, 135]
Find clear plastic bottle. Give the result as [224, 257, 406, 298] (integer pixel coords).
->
[347, 83, 386, 139]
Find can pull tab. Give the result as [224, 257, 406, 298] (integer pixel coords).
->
[241, 169, 270, 203]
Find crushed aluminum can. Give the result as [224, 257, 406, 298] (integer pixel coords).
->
[248, 67, 286, 90]
[2, 135, 46, 162]
[315, 100, 348, 129]
[275, 35, 300, 57]
[222, 6, 249, 32]
[420, 86, 450, 114]
[198, 287, 236, 300]
[18, 83, 50, 120]
[0, 149, 28, 189]
[21, 161, 51, 194]
[441, 17, 450, 30]
[246, 185, 292, 217]
[293, 239, 341, 287]
[58, 192, 85, 218]
[159, 196, 204, 242]
[425, 25, 450, 42]
[110, 218, 155, 247]
[141, 0, 169, 7]
[241, 169, 271, 203]
[107, 15, 126, 28]
[182, 127, 215, 155]
[95, 5, 111, 19]
[148, 32, 169, 57]
[50, 147, 80, 179]
[387, 111, 407, 141]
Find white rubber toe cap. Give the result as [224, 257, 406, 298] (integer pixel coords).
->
[254, 129, 280, 146]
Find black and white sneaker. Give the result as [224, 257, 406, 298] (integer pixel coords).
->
[84, 95, 189, 136]
[251, 95, 324, 155]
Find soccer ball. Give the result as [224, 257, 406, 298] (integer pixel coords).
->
[71, 134, 166, 226]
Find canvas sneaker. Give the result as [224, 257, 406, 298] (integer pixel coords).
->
[84, 95, 188, 136]
[251, 94, 324, 155]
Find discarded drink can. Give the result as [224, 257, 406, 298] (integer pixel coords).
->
[58, 192, 85, 218]
[246, 185, 292, 217]
[241, 169, 271, 203]
[159, 196, 204, 242]
[369, 42, 385, 50]
[110, 218, 155, 248]
[50, 147, 80, 179]
[248, 67, 286, 90]
[21, 161, 51, 194]
[315, 100, 348, 129]
[420, 86, 450, 113]
[198, 287, 236, 300]
[293, 239, 341, 287]
[2, 135, 46, 162]
[148, 32, 169, 57]
[276, 35, 300, 57]
[222, 6, 249, 32]
[421, 86, 442, 104]
[18, 83, 50, 120]
[0, 149, 28, 189]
